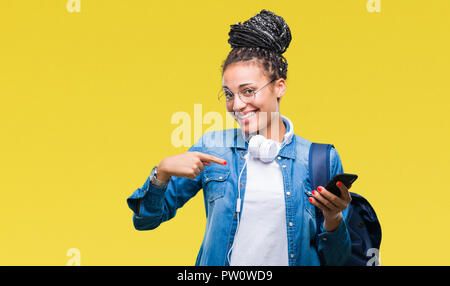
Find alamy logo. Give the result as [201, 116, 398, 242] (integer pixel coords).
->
[366, 248, 381, 266]
[170, 104, 285, 148]
[66, 248, 81, 266]
[67, 0, 81, 13]
[366, 0, 381, 13]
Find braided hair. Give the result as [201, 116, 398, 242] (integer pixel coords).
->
[221, 9, 292, 81]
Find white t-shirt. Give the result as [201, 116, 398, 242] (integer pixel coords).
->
[229, 142, 289, 266]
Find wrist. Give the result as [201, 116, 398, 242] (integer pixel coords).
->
[323, 212, 343, 232]
[156, 162, 171, 183]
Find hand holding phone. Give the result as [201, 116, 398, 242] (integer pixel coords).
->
[306, 173, 357, 231]
[324, 173, 358, 197]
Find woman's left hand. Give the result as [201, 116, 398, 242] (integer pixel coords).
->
[308, 181, 352, 232]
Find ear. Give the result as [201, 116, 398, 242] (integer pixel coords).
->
[274, 78, 287, 100]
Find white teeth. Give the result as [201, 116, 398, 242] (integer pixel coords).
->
[237, 111, 257, 120]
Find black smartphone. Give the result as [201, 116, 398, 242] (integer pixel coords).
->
[324, 173, 358, 197]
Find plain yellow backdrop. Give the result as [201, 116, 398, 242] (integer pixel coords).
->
[0, 0, 449, 266]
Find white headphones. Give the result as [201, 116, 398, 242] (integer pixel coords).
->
[248, 134, 281, 163]
[247, 115, 294, 162]
[227, 115, 294, 265]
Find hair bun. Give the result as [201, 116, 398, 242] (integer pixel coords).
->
[228, 9, 292, 55]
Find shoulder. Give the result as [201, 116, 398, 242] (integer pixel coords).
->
[294, 134, 341, 157]
[293, 134, 342, 168]
[292, 134, 312, 161]
[293, 134, 313, 149]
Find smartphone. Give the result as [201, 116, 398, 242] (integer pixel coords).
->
[323, 173, 358, 197]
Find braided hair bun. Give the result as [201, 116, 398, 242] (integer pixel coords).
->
[228, 9, 292, 55]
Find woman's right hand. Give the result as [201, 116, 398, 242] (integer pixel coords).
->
[156, 151, 227, 181]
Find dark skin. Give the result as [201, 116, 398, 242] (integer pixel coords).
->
[308, 181, 352, 232]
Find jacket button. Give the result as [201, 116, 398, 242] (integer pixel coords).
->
[286, 191, 291, 196]
[290, 254, 295, 259]
[218, 176, 223, 180]
[282, 165, 286, 168]
[289, 222, 293, 227]
[277, 156, 281, 160]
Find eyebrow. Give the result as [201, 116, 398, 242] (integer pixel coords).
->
[222, 82, 255, 89]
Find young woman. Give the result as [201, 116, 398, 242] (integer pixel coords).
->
[127, 9, 352, 266]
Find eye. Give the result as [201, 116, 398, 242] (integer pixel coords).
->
[242, 88, 255, 96]
[220, 89, 235, 102]
[224, 91, 234, 98]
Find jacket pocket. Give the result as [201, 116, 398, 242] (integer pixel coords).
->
[302, 183, 316, 219]
[203, 169, 230, 203]
[301, 183, 319, 241]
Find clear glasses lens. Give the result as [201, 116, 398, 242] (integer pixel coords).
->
[218, 90, 232, 104]
[241, 89, 256, 102]
[218, 88, 256, 105]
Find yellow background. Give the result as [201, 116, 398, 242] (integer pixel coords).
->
[0, 0, 449, 266]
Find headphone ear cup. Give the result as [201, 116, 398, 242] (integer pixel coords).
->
[259, 139, 280, 163]
[248, 135, 266, 158]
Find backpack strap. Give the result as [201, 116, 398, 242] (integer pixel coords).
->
[308, 142, 334, 264]
[308, 143, 334, 191]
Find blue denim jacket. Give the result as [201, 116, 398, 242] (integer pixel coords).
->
[126, 125, 351, 266]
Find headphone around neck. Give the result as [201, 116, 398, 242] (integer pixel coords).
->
[246, 115, 294, 162]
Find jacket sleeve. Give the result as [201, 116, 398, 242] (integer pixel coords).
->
[126, 137, 205, 231]
[317, 147, 352, 265]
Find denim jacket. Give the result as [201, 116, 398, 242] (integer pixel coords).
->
[126, 125, 351, 266]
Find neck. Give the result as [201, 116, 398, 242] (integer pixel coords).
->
[258, 114, 286, 143]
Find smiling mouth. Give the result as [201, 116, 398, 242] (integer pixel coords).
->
[235, 109, 259, 121]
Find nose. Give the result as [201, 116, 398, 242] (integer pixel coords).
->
[232, 93, 247, 111]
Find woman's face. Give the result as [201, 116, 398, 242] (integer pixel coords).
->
[222, 61, 286, 135]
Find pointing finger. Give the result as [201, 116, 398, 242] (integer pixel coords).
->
[196, 152, 227, 165]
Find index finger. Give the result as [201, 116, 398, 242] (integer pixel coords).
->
[196, 152, 227, 165]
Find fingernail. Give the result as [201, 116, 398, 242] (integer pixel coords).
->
[308, 197, 313, 203]
[312, 190, 317, 196]
[317, 186, 322, 192]
[337, 181, 342, 187]
[223, 161, 227, 165]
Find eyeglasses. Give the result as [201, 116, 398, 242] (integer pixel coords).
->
[218, 78, 276, 105]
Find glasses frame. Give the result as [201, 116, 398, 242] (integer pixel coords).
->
[218, 78, 277, 105]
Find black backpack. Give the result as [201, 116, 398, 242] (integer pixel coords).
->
[309, 143, 382, 266]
